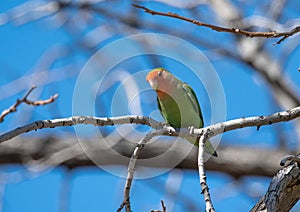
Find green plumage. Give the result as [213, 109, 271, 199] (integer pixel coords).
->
[147, 68, 217, 157]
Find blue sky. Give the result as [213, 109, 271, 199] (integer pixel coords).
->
[2, 165, 264, 212]
[0, 1, 299, 211]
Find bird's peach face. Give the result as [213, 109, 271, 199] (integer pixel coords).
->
[146, 68, 167, 90]
[146, 68, 174, 98]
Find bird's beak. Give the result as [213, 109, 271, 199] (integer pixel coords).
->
[148, 79, 158, 90]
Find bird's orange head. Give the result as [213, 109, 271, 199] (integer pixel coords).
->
[146, 67, 172, 98]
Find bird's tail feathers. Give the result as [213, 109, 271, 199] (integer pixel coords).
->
[187, 137, 218, 157]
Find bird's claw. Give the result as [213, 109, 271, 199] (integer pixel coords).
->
[163, 125, 176, 135]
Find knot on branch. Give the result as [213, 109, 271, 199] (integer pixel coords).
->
[280, 155, 300, 166]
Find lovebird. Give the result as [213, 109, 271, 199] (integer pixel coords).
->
[146, 67, 217, 157]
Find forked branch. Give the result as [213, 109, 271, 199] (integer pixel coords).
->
[0, 85, 58, 123]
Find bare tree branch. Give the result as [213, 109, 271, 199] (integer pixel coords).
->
[161, 200, 166, 212]
[118, 128, 174, 212]
[1, 107, 300, 211]
[251, 162, 300, 211]
[1, 106, 300, 144]
[198, 130, 215, 211]
[194, 106, 300, 139]
[132, 4, 300, 44]
[150, 200, 167, 212]
[0, 116, 163, 143]
[280, 155, 300, 166]
[0, 85, 58, 123]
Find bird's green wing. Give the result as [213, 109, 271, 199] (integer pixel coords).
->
[157, 96, 163, 117]
[182, 83, 204, 127]
[182, 83, 217, 156]
[157, 96, 169, 123]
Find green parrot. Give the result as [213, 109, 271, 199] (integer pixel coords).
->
[146, 67, 217, 157]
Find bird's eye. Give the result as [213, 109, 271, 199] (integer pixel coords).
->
[158, 71, 163, 76]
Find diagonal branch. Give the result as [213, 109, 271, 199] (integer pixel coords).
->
[0, 85, 59, 123]
[118, 128, 173, 212]
[132, 4, 300, 44]
[251, 162, 300, 211]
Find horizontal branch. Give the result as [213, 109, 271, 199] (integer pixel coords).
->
[193, 106, 300, 139]
[0, 116, 163, 143]
[132, 4, 300, 44]
[1, 107, 300, 146]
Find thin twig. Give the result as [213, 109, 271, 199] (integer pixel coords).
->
[161, 200, 166, 212]
[23, 94, 59, 106]
[198, 130, 215, 212]
[150, 200, 167, 212]
[0, 85, 59, 123]
[132, 4, 300, 44]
